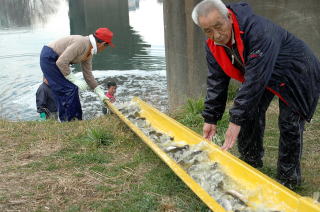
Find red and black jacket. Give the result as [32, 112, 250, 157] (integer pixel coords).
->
[202, 3, 320, 125]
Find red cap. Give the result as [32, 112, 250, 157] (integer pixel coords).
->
[94, 28, 115, 47]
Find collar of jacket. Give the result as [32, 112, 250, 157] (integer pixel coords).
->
[88, 34, 98, 55]
[206, 9, 245, 82]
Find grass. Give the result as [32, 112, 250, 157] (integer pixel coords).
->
[85, 127, 115, 146]
[0, 81, 319, 211]
[0, 116, 208, 211]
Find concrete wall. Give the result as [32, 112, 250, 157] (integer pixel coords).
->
[163, 0, 208, 111]
[164, 0, 320, 110]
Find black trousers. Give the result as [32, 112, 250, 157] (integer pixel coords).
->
[237, 90, 305, 186]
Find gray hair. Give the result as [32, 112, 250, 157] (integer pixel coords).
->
[192, 0, 228, 26]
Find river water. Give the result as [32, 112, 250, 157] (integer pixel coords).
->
[0, 0, 167, 121]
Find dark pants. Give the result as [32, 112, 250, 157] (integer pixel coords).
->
[40, 46, 82, 122]
[238, 90, 305, 186]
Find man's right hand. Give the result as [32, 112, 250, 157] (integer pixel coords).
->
[203, 123, 217, 140]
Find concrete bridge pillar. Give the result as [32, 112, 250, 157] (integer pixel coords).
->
[163, 0, 208, 111]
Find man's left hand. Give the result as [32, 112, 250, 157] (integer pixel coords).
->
[94, 85, 107, 102]
[221, 122, 241, 151]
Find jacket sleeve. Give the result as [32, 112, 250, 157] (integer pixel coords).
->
[81, 57, 98, 89]
[202, 45, 230, 124]
[36, 85, 48, 114]
[229, 25, 281, 125]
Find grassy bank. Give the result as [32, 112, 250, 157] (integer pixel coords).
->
[0, 93, 319, 211]
[0, 116, 208, 211]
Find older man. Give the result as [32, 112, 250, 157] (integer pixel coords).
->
[192, 0, 320, 188]
[40, 28, 115, 122]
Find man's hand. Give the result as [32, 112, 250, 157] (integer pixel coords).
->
[203, 123, 217, 140]
[221, 122, 241, 151]
[94, 85, 107, 102]
[108, 96, 116, 103]
[40, 112, 47, 121]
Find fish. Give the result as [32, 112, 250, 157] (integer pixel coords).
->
[118, 102, 282, 212]
[225, 189, 248, 205]
[164, 144, 189, 153]
[159, 134, 174, 143]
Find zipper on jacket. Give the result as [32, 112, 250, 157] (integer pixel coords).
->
[215, 41, 245, 72]
[225, 45, 244, 70]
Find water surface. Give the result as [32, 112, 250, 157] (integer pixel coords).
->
[0, 0, 167, 121]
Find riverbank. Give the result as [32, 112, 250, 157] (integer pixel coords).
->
[0, 99, 319, 211]
[0, 116, 207, 211]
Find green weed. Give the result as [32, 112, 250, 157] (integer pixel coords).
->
[185, 98, 205, 115]
[86, 128, 115, 146]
